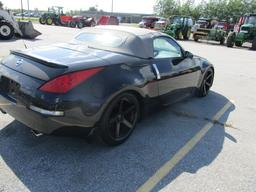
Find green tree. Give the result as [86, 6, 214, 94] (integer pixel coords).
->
[154, 0, 256, 22]
[154, 0, 181, 18]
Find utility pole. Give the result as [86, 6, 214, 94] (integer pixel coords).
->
[21, 0, 24, 20]
[27, 0, 30, 20]
[111, 0, 113, 13]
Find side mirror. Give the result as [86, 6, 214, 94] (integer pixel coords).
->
[184, 51, 193, 58]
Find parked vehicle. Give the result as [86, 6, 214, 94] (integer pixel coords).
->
[0, 10, 41, 40]
[163, 15, 193, 40]
[70, 16, 96, 28]
[226, 14, 256, 50]
[39, 6, 64, 25]
[192, 18, 212, 32]
[192, 19, 226, 44]
[0, 26, 214, 145]
[154, 17, 169, 31]
[138, 16, 159, 28]
[97, 16, 119, 25]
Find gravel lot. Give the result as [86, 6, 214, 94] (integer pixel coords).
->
[0, 24, 256, 192]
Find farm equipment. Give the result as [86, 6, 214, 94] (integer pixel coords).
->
[0, 10, 41, 40]
[192, 19, 226, 44]
[39, 6, 64, 25]
[97, 16, 119, 25]
[138, 16, 159, 28]
[226, 14, 256, 50]
[163, 15, 193, 40]
[70, 16, 96, 28]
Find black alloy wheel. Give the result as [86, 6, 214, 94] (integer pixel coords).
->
[99, 93, 140, 146]
[198, 68, 214, 97]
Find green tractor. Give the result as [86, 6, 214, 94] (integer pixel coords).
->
[192, 18, 227, 44]
[163, 15, 193, 40]
[226, 14, 256, 50]
[39, 6, 64, 25]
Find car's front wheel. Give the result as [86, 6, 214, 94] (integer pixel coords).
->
[197, 68, 214, 97]
[98, 93, 140, 146]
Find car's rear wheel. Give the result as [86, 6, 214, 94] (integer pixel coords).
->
[197, 68, 214, 97]
[98, 93, 140, 146]
[0, 22, 14, 40]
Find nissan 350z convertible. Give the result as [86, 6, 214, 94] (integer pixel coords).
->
[0, 26, 214, 145]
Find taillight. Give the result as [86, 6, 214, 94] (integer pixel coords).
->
[39, 67, 103, 94]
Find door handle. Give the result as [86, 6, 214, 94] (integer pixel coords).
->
[152, 64, 161, 80]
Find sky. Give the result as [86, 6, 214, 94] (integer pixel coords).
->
[1, 0, 157, 14]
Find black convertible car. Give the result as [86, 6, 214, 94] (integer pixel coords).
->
[0, 26, 214, 145]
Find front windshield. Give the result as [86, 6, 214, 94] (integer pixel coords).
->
[245, 16, 256, 25]
[197, 20, 207, 24]
[74, 32, 123, 47]
[171, 17, 182, 24]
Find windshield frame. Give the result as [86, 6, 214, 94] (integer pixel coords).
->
[245, 16, 256, 25]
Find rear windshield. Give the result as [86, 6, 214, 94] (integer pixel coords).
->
[74, 32, 123, 47]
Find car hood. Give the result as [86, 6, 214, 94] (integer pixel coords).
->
[241, 23, 254, 28]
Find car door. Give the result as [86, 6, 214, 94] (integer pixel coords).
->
[152, 36, 201, 105]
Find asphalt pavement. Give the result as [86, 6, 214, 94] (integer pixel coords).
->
[0, 24, 256, 192]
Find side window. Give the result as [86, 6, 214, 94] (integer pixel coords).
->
[188, 18, 193, 27]
[153, 37, 182, 59]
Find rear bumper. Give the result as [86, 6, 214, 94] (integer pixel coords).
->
[0, 94, 97, 134]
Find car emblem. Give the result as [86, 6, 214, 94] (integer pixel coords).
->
[16, 59, 23, 67]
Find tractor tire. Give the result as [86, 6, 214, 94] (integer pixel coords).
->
[193, 35, 199, 42]
[220, 37, 225, 45]
[183, 29, 191, 40]
[235, 41, 242, 47]
[39, 17, 46, 25]
[226, 32, 235, 48]
[251, 37, 256, 50]
[0, 22, 14, 40]
[46, 17, 53, 25]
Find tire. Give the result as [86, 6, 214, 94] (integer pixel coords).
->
[193, 34, 199, 42]
[235, 41, 242, 47]
[183, 29, 191, 40]
[220, 37, 225, 45]
[90, 21, 96, 27]
[226, 32, 235, 48]
[98, 93, 140, 146]
[69, 21, 76, 28]
[251, 37, 256, 50]
[77, 21, 84, 29]
[0, 22, 14, 40]
[197, 68, 214, 97]
[39, 17, 46, 25]
[46, 17, 53, 25]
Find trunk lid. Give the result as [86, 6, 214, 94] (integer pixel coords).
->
[1, 43, 110, 81]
